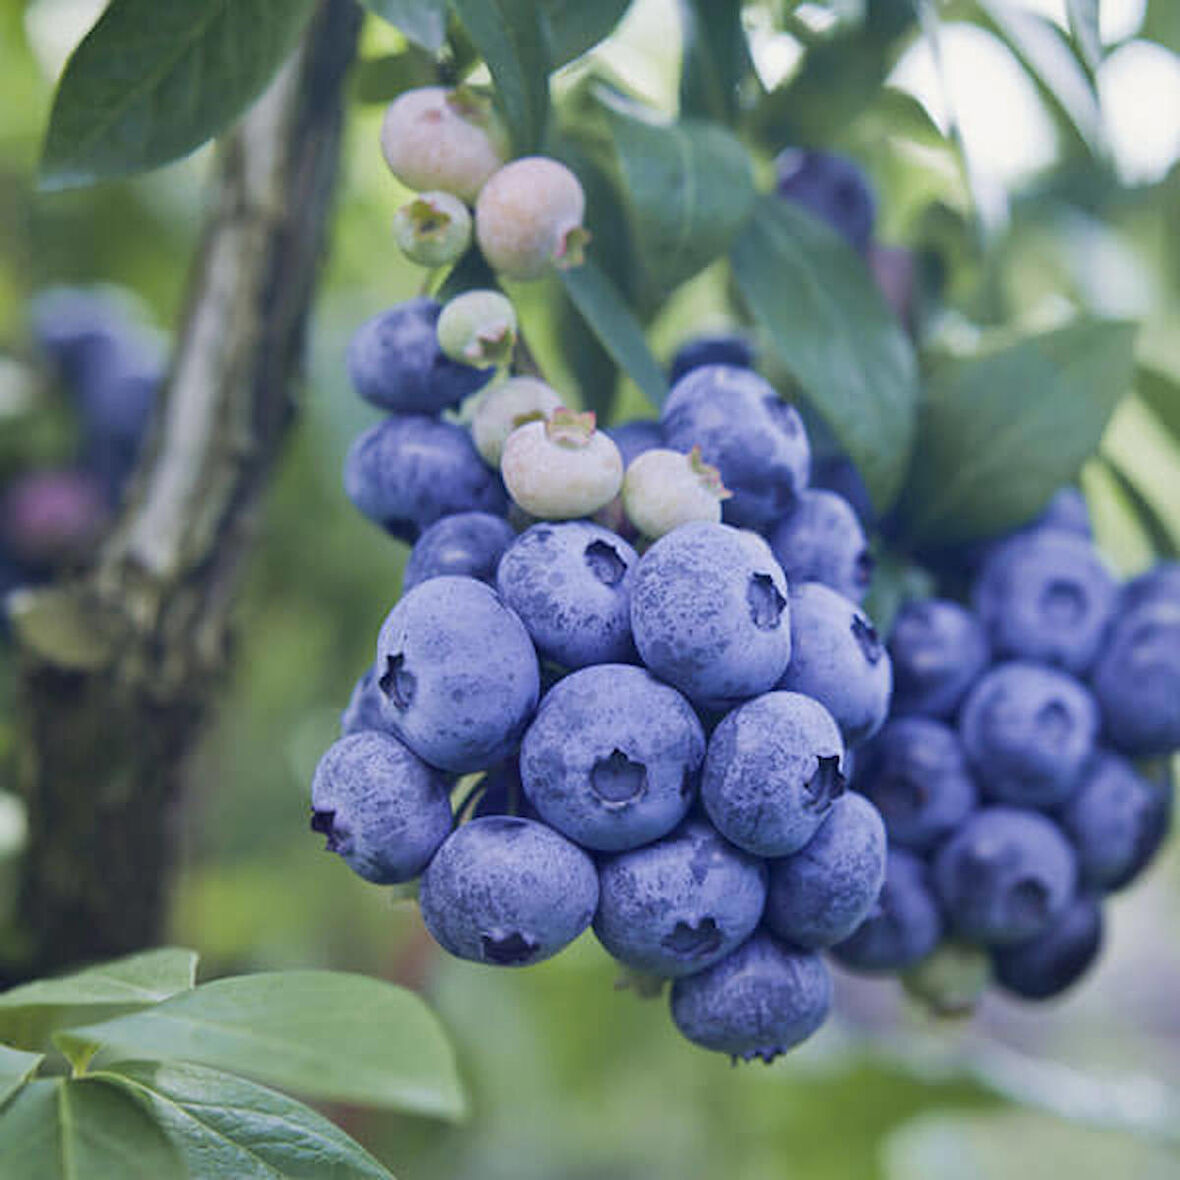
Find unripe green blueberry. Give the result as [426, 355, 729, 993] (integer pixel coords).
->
[393, 191, 472, 267]
[902, 942, 991, 1017]
[622, 446, 731, 538]
[475, 157, 590, 280]
[500, 408, 623, 519]
[437, 290, 517, 367]
[471, 375, 563, 467]
[380, 86, 508, 203]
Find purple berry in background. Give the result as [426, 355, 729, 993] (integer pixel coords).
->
[340, 665, 396, 737]
[959, 662, 1098, 809]
[669, 934, 832, 1063]
[1034, 487, 1091, 538]
[520, 664, 704, 852]
[778, 581, 892, 746]
[1059, 752, 1171, 892]
[419, 816, 598, 967]
[973, 529, 1117, 675]
[768, 488, 873, 604]
[854, 717, 978, 853]
[992, 893, 1103, 1000]
[831, 849, 943, 972]
[593, 818, 768, 978]
[375, 576, 539, 773]
[775, 149, 877, 254]
[868, 243, 915, 330]
[403, 511, 516, 593]
[661, 365, 810, 530]
[496, 521, 638, 670]
[667, 334, 755, 385]
[0, 469, 108, 565]
[702, 690, 846, 858]
[344, 414, 507, 542]
[346, 298, 493, 413]
[310, 732, 452, 884]
[631, 522, 791, 710]
[607, 419, 664, 468]
[933, 807, 1078, 946]
[764, 792, 887, 948]
[888, 598, 990, 720]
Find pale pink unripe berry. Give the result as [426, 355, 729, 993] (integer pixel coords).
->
[475, 157, 590, 280]
[622, 447, 731, 539]
[500, 409, 622, 519]
[436, 289, 517, 367]
[471, 375, 563, 467]
[380, 87, 508, 203]
[392, 191, 472, 267]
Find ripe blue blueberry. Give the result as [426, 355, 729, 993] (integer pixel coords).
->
[959, 662, 1098, 808]
[344, 414, 507, 542]
[419, 816, 598, 966]
[661, 366, 810, 529]
[347, 298, 493, 413]
[669, 934, 832, 1063]
[630, 522, 791, 709]
[606, 419, 664, 468]
[375, 576, 539, 773]
[701, 690, 846, 857]
[310, 732, 452, 884]
[854, 717, 978, 853]
[973, 529, 1117, 674]
[668, 334, 754, 385]
[775, 149, 877, 253]
[768, 488, 873, 604]
[403, 511, 516, 593]
[1120, 562, 1180, 612]
[593, 818, 768, 977]
[496, 521, 638, 669]
[340, 665, 396, 737]
[811, 453, 874, 527]
[1034, 487, 1091, 537]
[764, 792, 887, 948]
[520, 664, 704, 851]
[887, 598, 990, 720]
[778, 581, 892, 746]
[933, 807, 1078, 946]
[992, 893, 1103, 1000]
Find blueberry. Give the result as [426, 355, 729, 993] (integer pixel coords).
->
[520, 664, 704, 851]
[344, 414, 507, 542]
[593, 818, 767, 977]
[403, 512, 516, 593]
[0, 469, 107, 566]
[764, 792, 886, 948]
[701, 690, 846, 857]
[310, 732, 452, 884]
[606, 419, 664, 468]
[1034, 487, 1091, 538]
[973, 529, 1117, 674]
[669, 934, 831, 1062]
[419, 816, 598, 966]
[1120, 562, 1180, 612]
[959, 662, 1098, 808]
[1058, 752, 1170, 892]
[667, 335, 755, 385]
[436, 289, 517, 368]
[496, 521, 638, 669]
[393, 191, 472, 268]
[661, 366, 810, 529]
[810, 453, 875, 527]
[472, 376, 563, 467]
[933, 807, 1078, 946]
[778, 582, 892, 746]
[775, 149, 876, 254]
[375, 576, 539, 773]
[854, 717, 978, 852]
[992, 893, 1103, 1000]
[768, 489, 872, 604]
[622, 447, 730, 539]
[887, 598, 990, 720]
[347, 299, 493, 414]
[831, 849, 943, 972]
[340, 665, 397, 737]
[630, 522, 791, 709]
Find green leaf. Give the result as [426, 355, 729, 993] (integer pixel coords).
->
[730, 196, 918, 512]
[1136, 365, 1180, 441]
[0, 948, 198, 1052]
[449, 0, 550, 153]
[101, 1061, 394, 1179]
[0, 1045, 43, 1107]
[1100, 456, 1179, 560]
[0, 1078, 184, 1180]
[678, 0, 752, 123]
[538, 0, 632, 67]
[896, 320, 1138, 545]
[1066, 0, 1103, 73]
[40, 0, 317, 190]
[354, 50, 438, 105]
[360, 0, 448, 53]
[56, 970, 466, 1120]
[559, 260, 669, 409]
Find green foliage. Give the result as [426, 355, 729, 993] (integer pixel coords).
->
[0, 1045, 43, 1107]
[1136, 366, 1180, 442]
[537, 0, 634, 68]
[678, 0, 752, 123]
[1065, 0, 1102, 74]
[361, 0, 449, 53]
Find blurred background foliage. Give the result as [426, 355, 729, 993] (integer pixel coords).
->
[0, 0, 1179, 1177]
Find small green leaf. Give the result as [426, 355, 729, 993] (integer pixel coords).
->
[560, 260, 669, 409]
[1136, 365, 1180, 441]
[896, 320, 1138, 545]
[538, 0, 632, 67]
[730, 196, 918, 512]
[1066, 0, 1103, 73]
[449, 0, 550, 153]
[56, 970, 465, 1120]
[678, 0, 752, 123]
[101, 1061, 394, 1179]
[361, 0, 448, 53]
[0, 1045, 43, 1107]
[41, 0, 317, 189]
